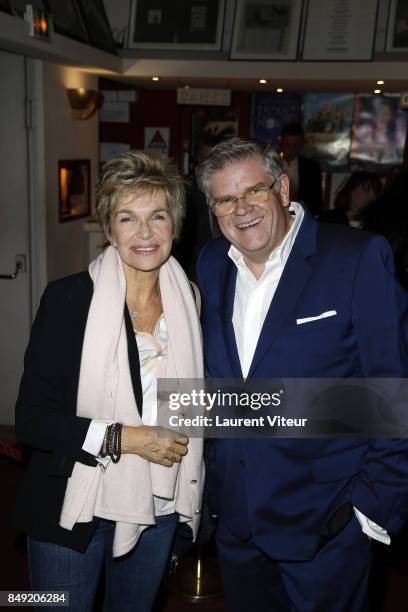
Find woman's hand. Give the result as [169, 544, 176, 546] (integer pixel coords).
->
[122, 425, 189, 467]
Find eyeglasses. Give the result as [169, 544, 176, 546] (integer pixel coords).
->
[210, 178, 279, 218]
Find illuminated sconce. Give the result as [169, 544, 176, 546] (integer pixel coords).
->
[24, 4, 51, 41]
[66, 88, 104, 120]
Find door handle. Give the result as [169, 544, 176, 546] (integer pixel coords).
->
[0, 255, 26, 279]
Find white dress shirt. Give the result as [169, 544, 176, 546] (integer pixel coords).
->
[228, 201, 390, 545]
[83, 315, 175, 516]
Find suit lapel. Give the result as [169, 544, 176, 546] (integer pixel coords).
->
[220, 258, 243, 378]
[248, 210, 318, 378]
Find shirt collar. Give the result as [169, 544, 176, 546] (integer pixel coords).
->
[228, 201, 304, 271]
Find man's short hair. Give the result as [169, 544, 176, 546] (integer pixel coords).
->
[196, 137, 283, 198]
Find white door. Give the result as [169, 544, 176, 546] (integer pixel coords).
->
[0, 51, 31, 425]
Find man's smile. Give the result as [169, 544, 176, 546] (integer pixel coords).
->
[236, 216, 263, 230]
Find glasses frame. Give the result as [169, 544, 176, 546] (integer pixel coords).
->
[210, 177, 279, 218]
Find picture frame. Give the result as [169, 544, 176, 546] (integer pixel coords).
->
[230, 0, 303, 60]
[0, 0, 11, 15]
[75, 0, 117, 54]
[386, 0, 408, 52]
[302, 0, 378, 61]
[58, 159, 91, 223]
[128, 0, 225, 50]
[9, 0, 45, 18]
[44, 0, 88, 44]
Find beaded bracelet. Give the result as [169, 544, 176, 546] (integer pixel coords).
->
[101, 423, 122, 463]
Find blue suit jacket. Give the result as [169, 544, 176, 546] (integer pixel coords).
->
[197, 209, 408, 561]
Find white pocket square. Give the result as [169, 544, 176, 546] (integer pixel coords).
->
[296, 310, 337, 325]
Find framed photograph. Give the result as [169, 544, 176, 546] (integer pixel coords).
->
[386, 0, 408, 52]
[76, 0, 117, 54]
[44, 0, 88, 44]
[58, 160, 91, 223]
[230, 0, 303, 60]
[128, 0, 225, 50]
[0, 0, 11, 14]
[302, 0, 378, 61]
[9, 0, 45, 17]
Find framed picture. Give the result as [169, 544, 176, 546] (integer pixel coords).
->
[44, 0, 88, 44]
[0, 0, 11, 14]
[128, 0, 225, 50]
[58, 159, 91, 223]
[9, 0, 45, 17]
[386, 0, 408, 52]
[302, 0, 378, 61]
[230, 0, 303, 60]
[76, 0, 117, 54]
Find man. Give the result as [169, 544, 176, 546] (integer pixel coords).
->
[196, 138, 408, 611]
[280, 122, 323, 216]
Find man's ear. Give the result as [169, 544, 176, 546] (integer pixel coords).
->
[279, 174, 290, 208]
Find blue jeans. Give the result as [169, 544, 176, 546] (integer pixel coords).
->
[28, 513, 178, 612]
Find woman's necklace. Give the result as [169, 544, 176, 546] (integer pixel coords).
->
[129, 304, 148, 319]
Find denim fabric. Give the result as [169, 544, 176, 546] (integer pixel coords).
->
[28, 513, 178, 612]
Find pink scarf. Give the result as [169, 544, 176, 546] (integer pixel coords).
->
[59, 246, 204, 557]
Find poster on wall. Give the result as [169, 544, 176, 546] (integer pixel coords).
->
[128, 0, 225, 50]
[250, 92, 301, 146]
[58, 159, 91, 223]
[350, 94, 407, 166]
[302, 0, 378, 61]
[230, 0, 303, 60]
[303, 92, 354, 171]
[386, 0, 408, 52]
[144, 127, 170, 157]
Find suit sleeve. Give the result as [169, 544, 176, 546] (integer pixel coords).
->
[15, 283, 95, 473]
[350, 235, 408, 534]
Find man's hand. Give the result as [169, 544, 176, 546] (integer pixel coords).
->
[122, 425, 189, 467]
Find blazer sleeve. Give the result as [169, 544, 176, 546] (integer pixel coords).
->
[15, 280, 96, 472]
[350, 235, 408, 534]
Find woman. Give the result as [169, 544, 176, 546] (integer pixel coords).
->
[319, 171, 382, 228]
[15, 152, 204, 611]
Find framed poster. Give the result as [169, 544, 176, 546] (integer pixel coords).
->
[76, 0, 117, 54]
[386, 0, 408, 52]
[250, 92, 301, 145]
[230, 0, 303, 60]
[44, 0, 88, 44]
[9, 0, 45, 17]
[303, 0, 378, 60]
[128, 0, 225, 50]
[0, 0, 11, 14]
[350, 94, 407, 166]
[58, 160, 91, 223]
[303, 93, 354, 171]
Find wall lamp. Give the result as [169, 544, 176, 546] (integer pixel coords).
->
[66, 88, 104, 120]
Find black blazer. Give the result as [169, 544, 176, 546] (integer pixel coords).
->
[15, 272, 143, 552]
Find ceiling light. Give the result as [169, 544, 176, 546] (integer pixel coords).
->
[276, 88, 284, 93]
[374, 89, 381, 94]
[259, 79, 267, 84]
[377, 80, 384, 85]
[152, 76, 160, 81]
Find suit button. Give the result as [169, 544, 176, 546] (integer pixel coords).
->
[239, 459, 245, 467]
[191, 479, 197, 485]
[195, 509, 201, 514]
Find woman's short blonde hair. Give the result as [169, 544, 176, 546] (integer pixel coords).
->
[96, 151, 186, 240]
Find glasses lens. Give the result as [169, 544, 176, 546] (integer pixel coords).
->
[245, 186, 270, 206]
[213, 199, 235, 217]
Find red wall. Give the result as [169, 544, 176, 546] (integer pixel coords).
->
[99, 78, 251, 171]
